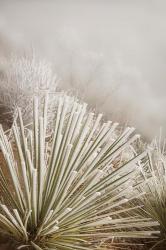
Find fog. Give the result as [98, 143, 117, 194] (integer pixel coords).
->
[0, 0, 166, 140]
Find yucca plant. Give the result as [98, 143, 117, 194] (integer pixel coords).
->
[138, 137, 166, 249]
[0, 94, 159, 250]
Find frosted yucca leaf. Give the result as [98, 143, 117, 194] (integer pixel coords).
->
[0, 94, 159, 250]
[0, 54, 57, 130]
[138, 137, 166, 249]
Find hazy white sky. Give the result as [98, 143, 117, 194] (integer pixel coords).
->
[0, 0, 166, 139]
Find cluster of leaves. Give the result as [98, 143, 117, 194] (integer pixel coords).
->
[0, 93, 160, 250]
[139, 137, 166, 249]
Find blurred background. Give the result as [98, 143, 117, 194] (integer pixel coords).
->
[0, 0, 166, 140]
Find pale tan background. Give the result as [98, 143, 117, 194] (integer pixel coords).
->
[0, 0, 166, 140]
